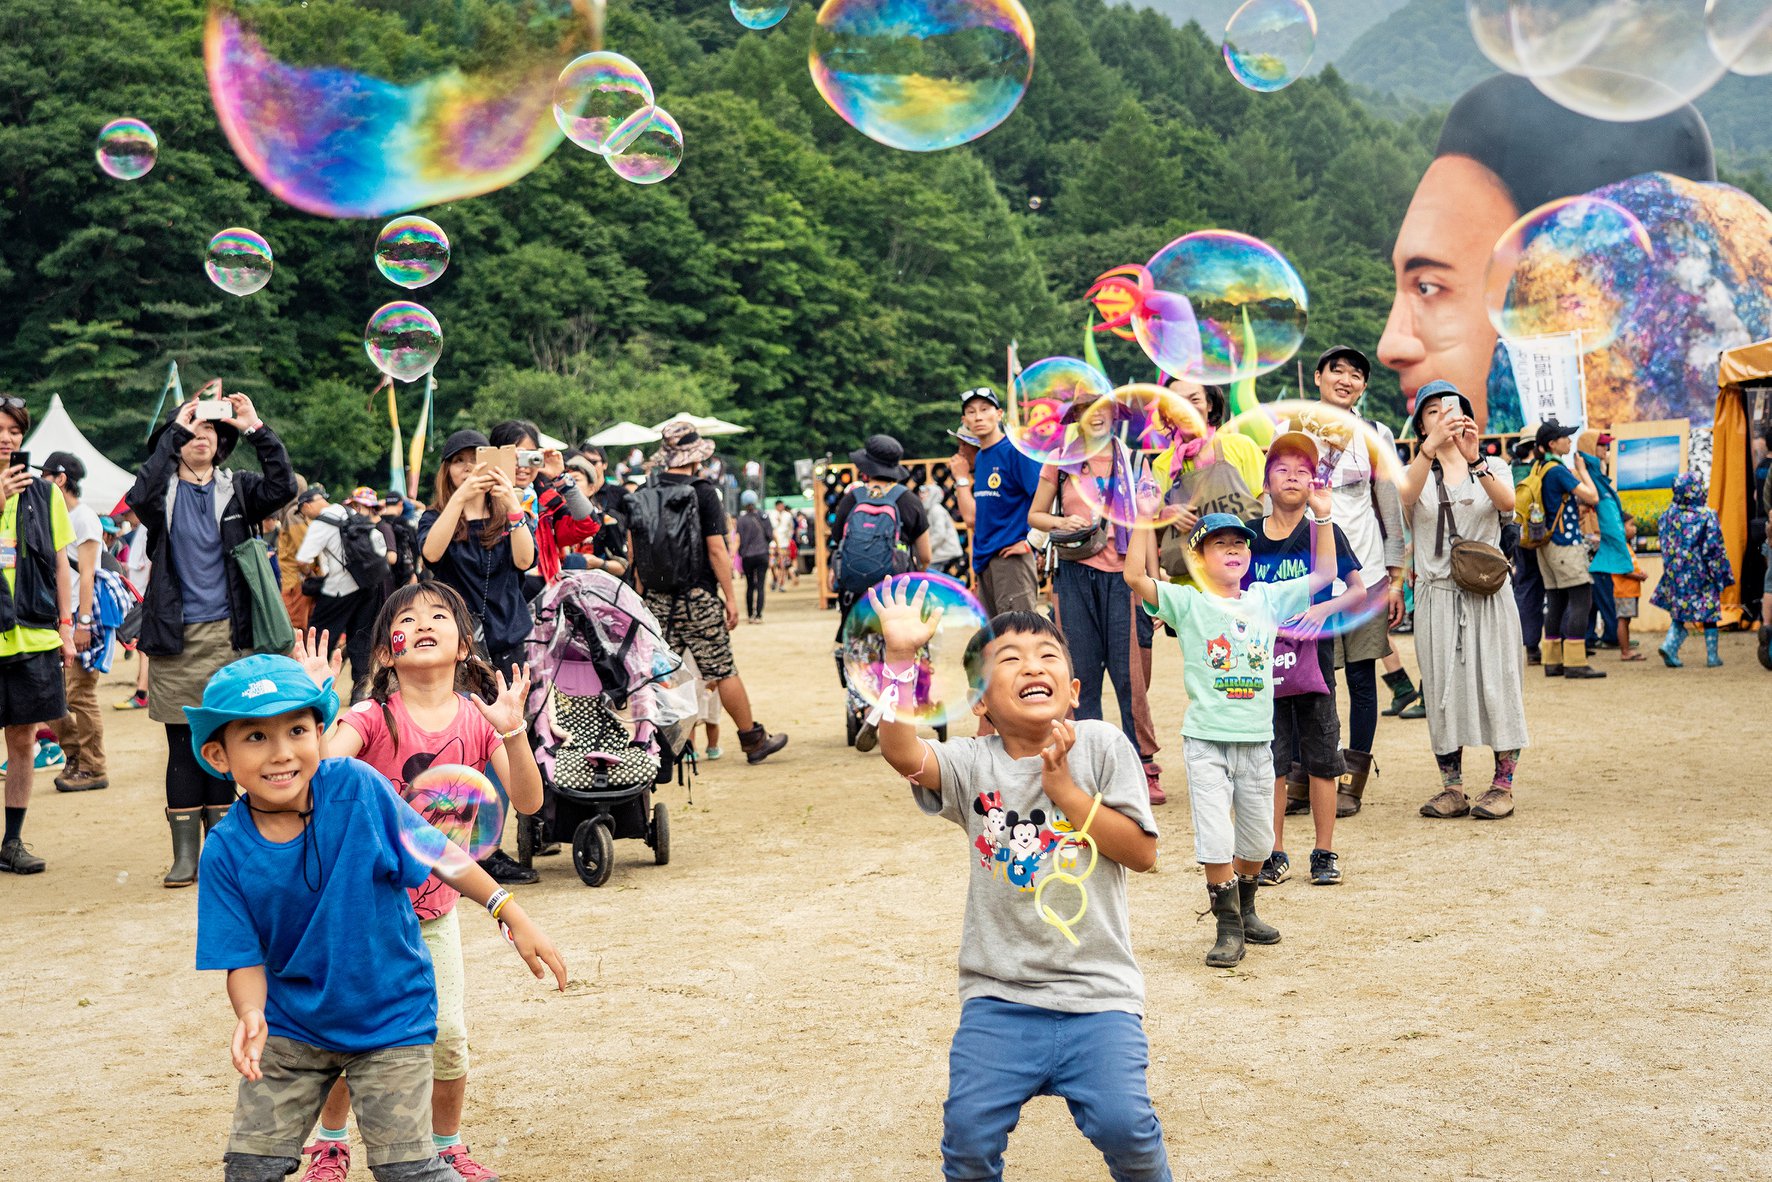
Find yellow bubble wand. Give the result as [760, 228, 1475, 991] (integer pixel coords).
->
[1034, 793, 1103, 946]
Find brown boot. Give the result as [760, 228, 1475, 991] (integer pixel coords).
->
[739, 723, 789, 764]
[1337, 749, 1374, 817]
[1282, 762, 1310, 816]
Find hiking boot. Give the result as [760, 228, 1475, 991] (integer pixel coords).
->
[1471, 788, 1515, 820]
[1562, 664, 1607, 680]
[33, 741, 64, 770]
[1282, 762, 1310, 816]
[54, 769, 109, 792]
[854, 721, 879, 754]
[1144, 762, 1166, 807]
[438, 1143, 499, 1181]
[1238, 876, 1281, 945]
[1560, 641, 1606, 679]
[1203, 880, 1244, 968]
[164, 808, 203, 887]
[1258, 850, 1290, 886]
[1542, 638, 1565, 676]
[1381, 669, 1420, 717]
[1309, 848, 1343, 886]
[1419, 788, 1470, 819]
[0, 836, 45, 874]
[298, 1139, 350, 1182]
[478, 849, 539, 885]
[739, 723, 789, 765]
[1337, 750, 1374, 817]
[114, 689, 149, 710]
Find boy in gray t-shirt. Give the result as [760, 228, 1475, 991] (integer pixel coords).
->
[871, 580, 1170, 1182]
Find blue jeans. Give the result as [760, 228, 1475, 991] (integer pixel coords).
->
[1052, 562, 1137, 754]
[1513, 546, 1545, 649]
[1587, 572, 1617, 646]
[943, 997, 1170, 1182]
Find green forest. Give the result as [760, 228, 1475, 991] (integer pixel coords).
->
[0, 0, 1444, 492]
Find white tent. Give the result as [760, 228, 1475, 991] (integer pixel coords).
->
[587, 420, 662, 447]
[651, 412, 748, 437]
[25, 394, 137, 515]
[537, 429, 570, 451]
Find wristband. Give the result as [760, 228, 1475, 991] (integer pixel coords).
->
[506, 511, 524, 523]
[485, 887, 512, 921]
[1308, 513, 1332, 525]
[59, 617, 72, 626]
[496, 723, 526, 741]
[954, 477, 973, 487]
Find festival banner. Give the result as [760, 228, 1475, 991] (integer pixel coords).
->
[1498, 331, 1587, 436]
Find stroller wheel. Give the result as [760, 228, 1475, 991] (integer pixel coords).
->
[571, 819, 615, 888]
[515, 812, 537, 867]
[650, 802, 670, 867]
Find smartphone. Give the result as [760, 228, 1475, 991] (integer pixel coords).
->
[9, 451, 27, 473]
[516, 448, 544, 470]
[194, 399, 232, 421]
[475, 445, 518, 484]
[1440, 394, 1462, 419]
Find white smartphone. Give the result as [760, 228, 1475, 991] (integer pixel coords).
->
[194, 399, 231, 421]
[1440, 394, 1462, 419]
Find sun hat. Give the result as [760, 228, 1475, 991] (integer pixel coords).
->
[850, 434, 909, 481]
[653, 421, 716, 469]
[1188, 512, 1257, 552]
[1264, 431, 1319, 475]
[183, 654, 340, 780]
[1412, 379, 1476, 435]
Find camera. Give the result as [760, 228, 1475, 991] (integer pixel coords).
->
[516, 449, 544, 469]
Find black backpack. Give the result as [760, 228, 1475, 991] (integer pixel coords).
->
[331, 509, 386, 590]
[628, 476, 707, 594]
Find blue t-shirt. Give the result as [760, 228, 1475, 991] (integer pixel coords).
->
[1540, 464, 1583, 545]
[969, 437, 1043, 570]
[196, 758, 447, 1053]
[171, 481, 230, 624]
[1144, 578, 1311, 743]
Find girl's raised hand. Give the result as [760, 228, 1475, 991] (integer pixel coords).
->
[291, 627, 343, 689]
[869, 576, 941, 659]
[471, 662, 532, 737]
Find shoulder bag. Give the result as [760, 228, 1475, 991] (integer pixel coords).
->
[1435, 467, 1509, 597]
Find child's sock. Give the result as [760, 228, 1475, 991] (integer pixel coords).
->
[433, 1132, 463, 1151]
[3, 806, 23, 844]
[316, 1124, 348, 1143]
[1491, 748, 1520, 791]
[1435, 749, 1463, 790]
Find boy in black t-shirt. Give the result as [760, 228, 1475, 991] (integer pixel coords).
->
[1243, 433, 1367, 887]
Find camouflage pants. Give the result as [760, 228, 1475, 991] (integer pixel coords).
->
[222, 1038, 454, 1179]
[644, 586, 736, 682]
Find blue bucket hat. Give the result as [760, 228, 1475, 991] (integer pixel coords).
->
[1411, 379, 1476, 436]
[183, 654, 339, 779]
[1188, 512, 1257, 552]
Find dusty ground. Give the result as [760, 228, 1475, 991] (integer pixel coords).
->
[4, 587, 1770, 1182]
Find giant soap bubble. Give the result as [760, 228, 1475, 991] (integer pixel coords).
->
[1007, 357, 1115, 467]
[840, 573, 990, 728]
[552, 51, 654, 155]
[1141, 231, 1308, 385]
[1484, 195, 1653, 352]
[1222, 0, 1317, 92]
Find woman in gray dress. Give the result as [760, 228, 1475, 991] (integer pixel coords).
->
[1397, 380, 1530, 820]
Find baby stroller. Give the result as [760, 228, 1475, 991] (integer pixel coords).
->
[520, 571, 695, 887]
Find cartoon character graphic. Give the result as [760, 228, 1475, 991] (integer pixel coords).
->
[1246, 638, 1269, 672]
[972, 791, 1008, 874]
[1003, 809, 1059, 891]
[1232, 617, 1249, 640]
[1205, 635, 1235, 673]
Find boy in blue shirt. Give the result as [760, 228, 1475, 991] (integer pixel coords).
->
[1125, 508, 1335, 967]
[949, 387, 1043, 617]
[190, 654, 566, 1182]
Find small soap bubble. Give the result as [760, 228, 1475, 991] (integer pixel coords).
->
[399, 764, 503, 870]
[553, 52, 655, 156]
[95, 118, 158, 180]
[204, 228, 274, 297]
[116, 871, 129, 885]
[731, 0, 790, 29]
[1222, 0, 1317, 92]
[374, 216, 451, 290]
[605, 108, 683, 184]
[1007, 357, 1115, 467]
[1140, 230, 1308, 384]
[364, 301, 444, 383]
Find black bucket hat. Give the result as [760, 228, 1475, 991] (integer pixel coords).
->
[850, 434, 909, 481]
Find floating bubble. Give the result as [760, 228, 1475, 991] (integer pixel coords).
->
[95, 118, 158, 180]
[400, 764, 503, 871]
[732, 0, 791, 29]
[1707, 0, 1772, 74]
[1222, 0, 1317, 92]
[553, 51, 655, 155]
[1140, 231, 1308, 385]
[116, 871, 129, 885]
[204, 228, 274, 297]
[374, 216, 451, 290]
[1501, 0, 1620, 77]
[809, 0, 1036, 153]
[1007, 357, 1115, 467]
[365, 301, 444, 383]
[204, 1, 595, 219]
[605, 107, 682, 184]
[1028, 195, 1043, 210]
[1466, 0, 1528, 73]
[1067, 385, 1210, 531]
[840, 572, 990, 727]
[1484, 195, 1652, 352]
[1526, 1, 1735, 122]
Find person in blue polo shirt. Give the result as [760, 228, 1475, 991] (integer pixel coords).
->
[948, 386, 1043, 617]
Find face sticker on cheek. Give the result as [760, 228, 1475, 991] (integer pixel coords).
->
[391, 630, 407, 658]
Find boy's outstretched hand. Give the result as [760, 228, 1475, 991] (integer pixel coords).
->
[232, 1009, 267, 1081]
[500, 905, 569, 991]
[871, 576, 941, 661]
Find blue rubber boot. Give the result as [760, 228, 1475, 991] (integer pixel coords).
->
[1659, 626, 1685, 668]
[1705, 626, 1722, 667]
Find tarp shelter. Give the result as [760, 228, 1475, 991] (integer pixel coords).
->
[586, 421, 661, 447]
[25, 393, 136, 516]
[1712, 338, 1772, 625]
[652, 412, 747, 437]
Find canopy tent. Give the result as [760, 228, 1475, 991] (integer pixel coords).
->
[537, 429, 570, 451]
[585, 420, 662, 447]
[1712, 338, 1772, 625]
[651, 412, 747, 437]
[25, 393, 137, 516]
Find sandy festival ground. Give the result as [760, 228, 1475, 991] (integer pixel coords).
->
[3, 585, 1769, 1181]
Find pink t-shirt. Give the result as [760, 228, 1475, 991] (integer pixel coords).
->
[340, 693, 502, 920]
[1039, 454, 1126, 574]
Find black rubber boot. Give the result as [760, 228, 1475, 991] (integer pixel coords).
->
[164, 808, 203, 888]
[1283, 761, 1310, 816]
[1238, 876, 1281, 945]
[1204, 880, 1245, 967]
[1380, 668, 1420, 717]
[1337, 749, 1374, 817]
[201, 804, 230, 836]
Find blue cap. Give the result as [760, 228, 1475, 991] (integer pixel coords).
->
[183, 654, 339, 780]
[740, 489, 759, 507]
[1188, 512, 1256, 551]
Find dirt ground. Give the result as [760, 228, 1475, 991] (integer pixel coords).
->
[4, 587, 1770, 1181]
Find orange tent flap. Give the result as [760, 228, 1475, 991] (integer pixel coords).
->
[1710, 385, 1749, 621]
[1717, 337, 1772, 388]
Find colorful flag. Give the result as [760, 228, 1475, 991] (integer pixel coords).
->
[407, 373, 434, 501]
[145, 360, 182, 441]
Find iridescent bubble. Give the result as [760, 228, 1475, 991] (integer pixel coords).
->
[95, 118, 158, 180]
[1131, 289, 1204, 384]
[374, 216, 451, 290]
[204, 228, 274, 297]
[399, 764, 503, 870]
[1501, 0, 1620, 77]
[204, 1, 595, 219]
[1140, 231, 1308, 385]
[553, 51, 655, 155]
[1068, 385, 1210, 531]
[365, 301, 444, 383]
[1222, 0, 1317, 93]
[840, 572, 991, 727]
[1007, 357, 1115, 467]
[1525, 0, 1734, 121]
[809, 0, 1036, 153]
[605, 107, 682, 184]
[1706, 0, 1772, 74]
[1466, 0, 1528, 73]
[1028, 195, 1042, 210]
[732, 0, 791, 29]
[1483, 195, 1652, 352]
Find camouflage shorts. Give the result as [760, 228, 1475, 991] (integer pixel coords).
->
[226, 1038, 436, 1169]
[644, 586, 736, 682]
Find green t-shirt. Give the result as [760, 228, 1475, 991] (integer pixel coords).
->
[1144, 578, 1310, 743]
[0, 489, 75, 658]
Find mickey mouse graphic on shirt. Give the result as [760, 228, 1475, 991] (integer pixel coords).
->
[1003, 808, 1060, 892]
[971, 792, 1063, 891]
[972, 791, 1008, 875]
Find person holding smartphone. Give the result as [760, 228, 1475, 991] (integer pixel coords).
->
[490, 419, 598, 591]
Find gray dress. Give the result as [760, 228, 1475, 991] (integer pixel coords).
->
[1409, 470, 1530, 754]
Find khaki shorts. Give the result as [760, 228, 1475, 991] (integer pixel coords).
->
[1333, 608, 1392, 668]
[422, 909, 469, 1081]
[977, 549, 1039, 617]
[644, 586, 736, 682]
[228, 1038, 435, 1168]
[149, 619, 245, 724]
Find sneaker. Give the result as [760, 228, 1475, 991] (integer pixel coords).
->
[1258, 851, 1290, 886]
[54, 769, 110, 792]
[0, 836, 45, 874]
[1143, 762, 1166, 806]
[114, 690, 149, 710]
[298, 1139, 350, 1182]
[1470, 787, 1515, 820]
[33, 742, 65, 770]
[703, 746, 722, 761]
[478, 848, 539, 885]
[1309, 848, 1342, 886]
[438, 1144, 500, 1181]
